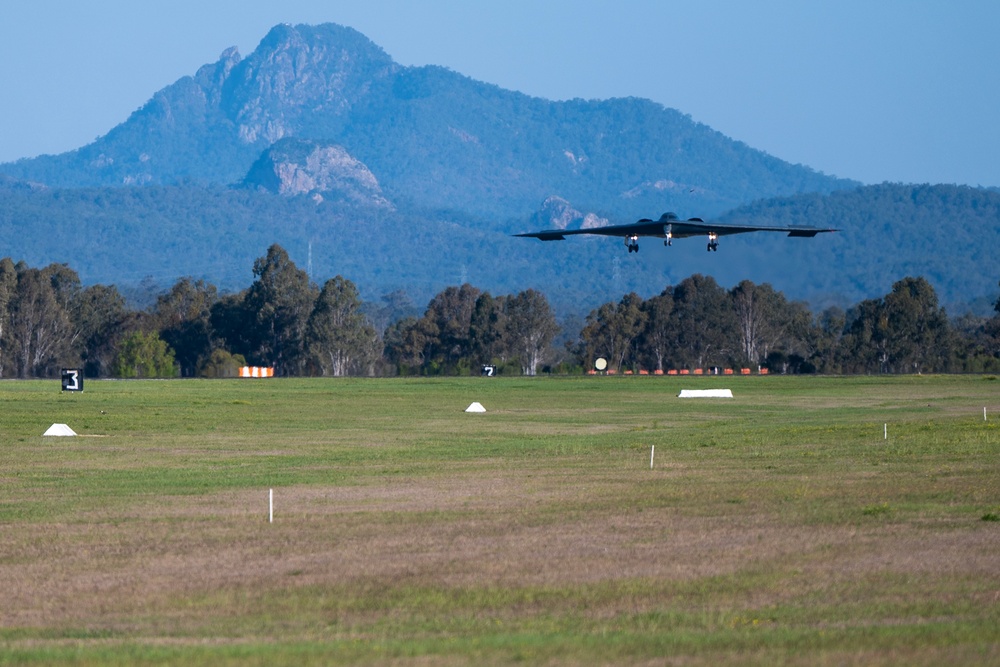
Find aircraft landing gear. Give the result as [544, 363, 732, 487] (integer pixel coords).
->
[707, 233, 719, 252]
[626, 235, 639, 253]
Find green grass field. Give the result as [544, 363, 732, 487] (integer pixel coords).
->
[0, 375, 998, 665]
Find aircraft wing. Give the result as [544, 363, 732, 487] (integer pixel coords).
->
[514, 219, 669, 241]
[660, 220, 838, 238]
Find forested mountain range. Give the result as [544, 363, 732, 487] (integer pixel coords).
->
[0, 23, 996, 315]
[0, 176, 996, 314]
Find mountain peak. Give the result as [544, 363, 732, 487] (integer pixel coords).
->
[0, 22, 854, 214]
[224, 23, 398, 146]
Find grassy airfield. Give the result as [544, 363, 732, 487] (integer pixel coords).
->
[0, 374, 998, 665]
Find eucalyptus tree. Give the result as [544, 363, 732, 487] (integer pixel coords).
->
[242, 244, 318, 375]
[6, 263, 81, 378]
[0, 258, 16, 376]
[76, 283, 132, 377]
[306, 275, 378, 376]
[810, 306, 847, 374]
[421, 283, 481, 372]
[639, 289, 675, 372]
[504, 289, 559, 375]
[881, 276, 951, 373]
[209, 290, 255, 365]
[152, 277, 218, 377]
[579, 292, 647, 372]
[468, 292, 508, 366]
[383, 316, 437, 374]
[730, 280, 779, 366]
[841, 298, 890, 374]
[669, 274, 738, 369]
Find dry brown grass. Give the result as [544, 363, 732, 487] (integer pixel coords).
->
[3, 465, 996, 639]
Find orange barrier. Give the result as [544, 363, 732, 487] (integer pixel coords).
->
[239, 366, 274, 378]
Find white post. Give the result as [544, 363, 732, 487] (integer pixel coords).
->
[884, 424, 888, 441]
[269, 488, 273, 523]
[986, 407, 988, 422]
[650, 445, 655, 469]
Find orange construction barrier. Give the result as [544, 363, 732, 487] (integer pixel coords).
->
[239, 366, 274, 378]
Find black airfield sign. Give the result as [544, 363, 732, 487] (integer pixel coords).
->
[61, 369, 83, 392]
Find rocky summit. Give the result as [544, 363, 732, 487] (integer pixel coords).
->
[0, 23, 852, 220]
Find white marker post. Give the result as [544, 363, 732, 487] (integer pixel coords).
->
[884, 424, 888, 441]
[650, 445, 655, 469]
[986, 407, 988, 422]
[269, 488, 273, 523]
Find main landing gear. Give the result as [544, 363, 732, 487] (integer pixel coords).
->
[626, 235, 640, 253]
[706, 232, 719, 252]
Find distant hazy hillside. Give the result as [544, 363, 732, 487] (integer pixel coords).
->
[717, 183, 1000, 312]
[0, 179, 995, 314]
[0, 23, 853, 219]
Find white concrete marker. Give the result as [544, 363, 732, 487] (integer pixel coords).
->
[269, 488, 273, 523]
[650, 445, 655, 469]
[677, 389, 733, 398]
[465, 402, 486, 413]
[43, 423, 77, 436]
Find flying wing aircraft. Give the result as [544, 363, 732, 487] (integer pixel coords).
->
[514, 212, 837, 253]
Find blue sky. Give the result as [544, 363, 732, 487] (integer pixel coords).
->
[2, 0, 998, 186]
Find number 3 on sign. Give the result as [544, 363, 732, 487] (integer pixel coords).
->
[61, 369, 83, 392]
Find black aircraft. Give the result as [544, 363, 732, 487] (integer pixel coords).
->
[514, 212, 837, 253]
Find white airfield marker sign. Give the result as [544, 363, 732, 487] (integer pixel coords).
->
[43, 423, 78, 436]
[677, 389, 734, 399]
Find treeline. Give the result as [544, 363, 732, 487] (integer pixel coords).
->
[1, 244, 998, 379]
